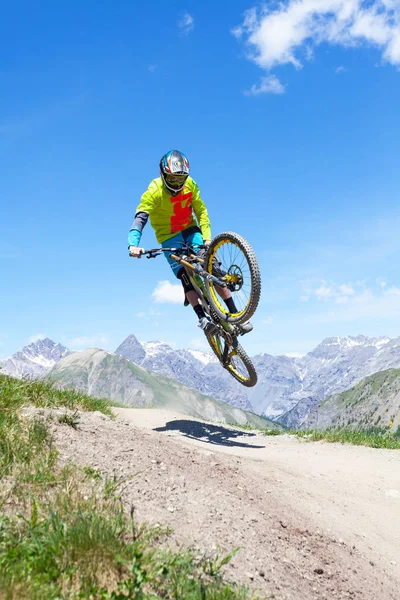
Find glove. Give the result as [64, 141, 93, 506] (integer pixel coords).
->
[129, 246, 144, 258]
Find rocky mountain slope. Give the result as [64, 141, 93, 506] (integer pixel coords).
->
[5, 334, 400, 427]
[116, 334, 400, 425]
[46, 347, 276, 428]
[0, 338, 69, 378]
[275, 336, 400, 427]
[115, 333, 254, 410]
[304, 368, 400, 431]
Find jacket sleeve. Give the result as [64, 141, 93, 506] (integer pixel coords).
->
[191, 181, 211, 241]
[128, 184, 157, 247]
[128, 212, 149, 247]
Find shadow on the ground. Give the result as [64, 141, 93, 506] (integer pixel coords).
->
[153, 419, 265, 449]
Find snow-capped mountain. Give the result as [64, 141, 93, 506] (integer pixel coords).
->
[116, 334, 400, 426]
[0, 338, 70, 379]
[266, 335, 400, 426]
[115, 334, 253, 410]
[3, 333, 400, 428]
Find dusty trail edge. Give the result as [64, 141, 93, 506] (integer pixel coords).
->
[47, 406, 400, 599]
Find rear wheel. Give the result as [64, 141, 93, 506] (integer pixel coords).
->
[205, 232, 261, 324]
[206, 330, 258, 388]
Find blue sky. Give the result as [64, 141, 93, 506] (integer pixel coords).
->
[1, 0, 400, 358]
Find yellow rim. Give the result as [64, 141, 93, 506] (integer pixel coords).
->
[226, 350, 250, 382]
[207, 239, 250, 319]
[209, 335, 250, 383]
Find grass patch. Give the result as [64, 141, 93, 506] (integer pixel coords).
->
[0, 373, 256, 599]
[227, 408, 400, 449]
[58, 409, 80, 429]
[228, 422, 284, 435]
[293, 428, 400, 449]
[82, 466, 103, 481]
[0, 372, 112, 418]
[261, 429, 283, 437]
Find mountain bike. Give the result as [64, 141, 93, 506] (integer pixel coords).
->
[138, 232, 261, 387]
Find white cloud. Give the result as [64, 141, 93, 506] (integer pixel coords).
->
[377, 277, 387, 289]
[244, 75, 286, 95]
[152, 280, 184, 304]
[178, 12, 194, 36]
[303, 279, 358, 303]
[68, 335, 109, 349]
[335, 65, 347, 73]
[300, 278, 400, 323]
[28, 333, 47, 344]
[231, 25, 243, 39]
[339, 284, 355, 296]
[315, 284, 334, 298]
[387, 285, 400, 297]
[234, 1, 400, 85]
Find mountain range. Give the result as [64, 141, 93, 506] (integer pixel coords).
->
[2, 334, 400, 427]
[117, 334, 400, 425]
[46, 347, 274, 428]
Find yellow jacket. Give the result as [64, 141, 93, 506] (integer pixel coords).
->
[129, 177, 211, 245]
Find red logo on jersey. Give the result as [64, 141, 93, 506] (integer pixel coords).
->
[170, 191, 193, 233]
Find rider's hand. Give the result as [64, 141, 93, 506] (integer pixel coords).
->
[129, 246, 144, 258]
[203, 239, 211, 247]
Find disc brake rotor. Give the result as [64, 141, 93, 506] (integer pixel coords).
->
[225, 265, 244, 292]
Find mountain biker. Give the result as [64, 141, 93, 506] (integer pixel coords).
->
[128, 150, 252, 335]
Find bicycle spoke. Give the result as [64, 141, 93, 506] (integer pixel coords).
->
[229, 352, 248, 379]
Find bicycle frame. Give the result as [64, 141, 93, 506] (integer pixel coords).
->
[141, 243, 227, 289]
[139, 243, 238, 354]
[133, 236, 259, 386]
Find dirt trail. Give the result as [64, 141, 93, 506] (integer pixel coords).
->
[52, 407, 400, 599]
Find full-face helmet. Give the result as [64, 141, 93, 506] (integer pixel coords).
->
[160, 150, 190, 194]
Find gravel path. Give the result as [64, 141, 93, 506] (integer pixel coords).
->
[49, 407, 400, 599]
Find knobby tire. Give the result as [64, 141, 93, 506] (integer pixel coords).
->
[206, 330, 258, 388]
[204, 232, 261, 324]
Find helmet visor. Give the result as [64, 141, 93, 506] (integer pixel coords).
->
[165, 173, 188, 191]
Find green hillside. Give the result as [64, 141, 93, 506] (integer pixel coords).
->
[306, 368, 400, 432]
[47, 347, 280, 429]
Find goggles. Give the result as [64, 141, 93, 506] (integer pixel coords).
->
[165, 173, 188, 188]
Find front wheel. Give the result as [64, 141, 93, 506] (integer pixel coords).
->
[204, 232, 261, 324]
[206, 330, 258, 388]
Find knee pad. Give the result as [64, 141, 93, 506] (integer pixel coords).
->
[177, 268, 195, 294]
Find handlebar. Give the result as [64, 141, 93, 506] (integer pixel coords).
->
[129, 243, 225, 287]
[130, 244, 206, 259]
[144, 249, 164, 259]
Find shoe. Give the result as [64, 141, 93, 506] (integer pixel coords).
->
[236, 321, 253, 335]
[198, 317, 217, 334]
